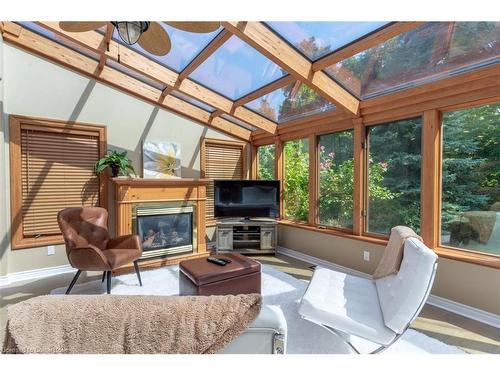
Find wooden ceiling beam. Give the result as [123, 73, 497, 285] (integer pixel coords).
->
[34, 22, 276, 134]
[177, 29, 232, 82]
[223, 21, 360, 116]
[312, 22, 425, 71]
[233, 75, 294, 107]
[2, 23, 250, 142]
[97, 23, 114, 72]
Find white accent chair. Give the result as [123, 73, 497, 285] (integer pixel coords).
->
[298, 237, 438, 354]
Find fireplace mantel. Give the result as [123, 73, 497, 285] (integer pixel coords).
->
[111, 177, 210, 272]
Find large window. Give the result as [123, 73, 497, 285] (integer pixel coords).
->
[9, 115, 106, 249]
[318, 130, 354, 229]
[366, 118, 422, 235]
[284, 139, 309, 222]
[257, 144, 275, 180]
[441, 103, 500, 256]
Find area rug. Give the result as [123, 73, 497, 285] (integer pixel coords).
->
[51, 264, 465, 354]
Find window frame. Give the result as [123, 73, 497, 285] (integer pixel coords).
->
[9, 115, 108, 250]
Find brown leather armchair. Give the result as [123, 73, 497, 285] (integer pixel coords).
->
[57, 207, 143, 294]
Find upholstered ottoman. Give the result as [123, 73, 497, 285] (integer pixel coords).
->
[179, 253, 261, 296]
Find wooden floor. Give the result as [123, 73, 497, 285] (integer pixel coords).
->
[1, 254, 499, 354]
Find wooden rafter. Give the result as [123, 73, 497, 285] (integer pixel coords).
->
[312, 22, 425, 71]
[223, 21, 360, 116]
[233, 74, 294, 107]
[97, 23, 114, 72]
[2, 23, 251, 141]
[35, 22, 277, 134]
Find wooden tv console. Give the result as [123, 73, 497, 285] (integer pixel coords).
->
[216, 219, 277, 255]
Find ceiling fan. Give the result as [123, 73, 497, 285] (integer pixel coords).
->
[59, 21, 221, 56]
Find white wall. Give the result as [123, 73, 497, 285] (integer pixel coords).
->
[0, 43, 239, 275]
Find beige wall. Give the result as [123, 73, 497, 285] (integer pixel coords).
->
[278, 224, 500, 315]
[0, 44, 239, 275]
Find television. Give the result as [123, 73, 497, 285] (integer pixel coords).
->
[214, 180, 280, 219]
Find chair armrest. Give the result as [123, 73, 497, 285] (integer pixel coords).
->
[107, 234, 141, 250]
[68, 244, 110, 271]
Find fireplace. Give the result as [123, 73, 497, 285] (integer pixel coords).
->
[132, 203, 197, 259]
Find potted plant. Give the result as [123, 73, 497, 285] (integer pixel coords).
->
[94, 150, 136, 178]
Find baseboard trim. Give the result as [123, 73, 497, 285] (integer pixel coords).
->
[277, 246, 500, 329]
[0, 264, 74, 286]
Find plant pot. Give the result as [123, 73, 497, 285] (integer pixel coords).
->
[111, 165, 121, 177]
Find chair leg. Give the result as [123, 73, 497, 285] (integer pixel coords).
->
[65, 270, 82, 295]
[106, 271, 112, 294]
[133, 260, 143, 286]
[101, 271, 106, 283]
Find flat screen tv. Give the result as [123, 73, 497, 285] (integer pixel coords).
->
[214, 180, 280, 219]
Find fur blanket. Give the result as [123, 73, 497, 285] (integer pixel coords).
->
[2, 294, 261, 354]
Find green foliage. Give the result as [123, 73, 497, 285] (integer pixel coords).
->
[94, 150, 135, 177]
[283, 139, 309, 221]
[257, 144, 275, 180]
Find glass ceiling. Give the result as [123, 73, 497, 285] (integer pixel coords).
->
[267, 21, 389, 61]
[170, 90, 216, 112]
[324, 22, 500, 100]
[188, 35, 287, 100]
[112, 22, 223, 73]
[245, 81, 336, 123]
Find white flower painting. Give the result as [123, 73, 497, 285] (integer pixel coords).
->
[143, 141, 181, 178]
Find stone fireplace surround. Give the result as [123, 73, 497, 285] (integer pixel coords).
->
[112, 178, 210, 273]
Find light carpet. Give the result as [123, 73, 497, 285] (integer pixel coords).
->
[51, 264, 465, 354]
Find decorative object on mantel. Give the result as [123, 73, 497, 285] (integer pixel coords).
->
[94, 150, 135, 178]
[143, 140, 181, 179]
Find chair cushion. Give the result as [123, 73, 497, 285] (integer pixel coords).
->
[299, 267, 397, 346]
[102, 248, 142, 269]
[375, 238, 438, 334]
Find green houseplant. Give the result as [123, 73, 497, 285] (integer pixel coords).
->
[94, 150, 135, 177]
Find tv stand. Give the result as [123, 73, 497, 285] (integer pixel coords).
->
[216, 218, 277, 255]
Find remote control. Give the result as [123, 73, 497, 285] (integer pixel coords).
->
[207, 256, 227, 266]
[218, 257, 232, 264]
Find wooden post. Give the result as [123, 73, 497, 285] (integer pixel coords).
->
[353, 118, 365, 235]
[308, 133, 318, 226]
[421, 109, 442, 248]
[251, 145, 258, 179]
[275, 137, 284, 219]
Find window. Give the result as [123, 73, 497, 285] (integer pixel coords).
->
[366, 118, 422, 235]
[325, 22, 500, 99]
[9, 115, 107, 249]
[257, 144, 275, 180]
[201, 138, 247, 221]
[283, 138, 309, 221]
[318, 130, 354, 229]
[441, 103, 500, 256]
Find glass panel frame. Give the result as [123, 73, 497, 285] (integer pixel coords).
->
[257, 144, 276, 180]
[170, 90, 216, 113]
[283, 138, 310, 222]
[220, 114, 256, 131]
[365, 117, 422, 236]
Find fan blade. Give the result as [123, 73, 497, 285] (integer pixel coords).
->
[138, 22, 171, 56]
[165, 22, 221, 33]
[59, 21, 108, 32]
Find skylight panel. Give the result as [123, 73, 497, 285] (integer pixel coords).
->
[266, 22, 389, 61]
[244, 81, 336, 123]
[112, 22, 223, 72]
[324, 22, 500, 99]
[188, 35, 287, 100]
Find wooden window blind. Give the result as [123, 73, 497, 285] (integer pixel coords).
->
[201, 139, 247, 221]
[9, 116, 107, 249]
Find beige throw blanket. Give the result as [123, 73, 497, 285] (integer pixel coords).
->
[372, 226, 422, 279]
[2, 294, 261, 354]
